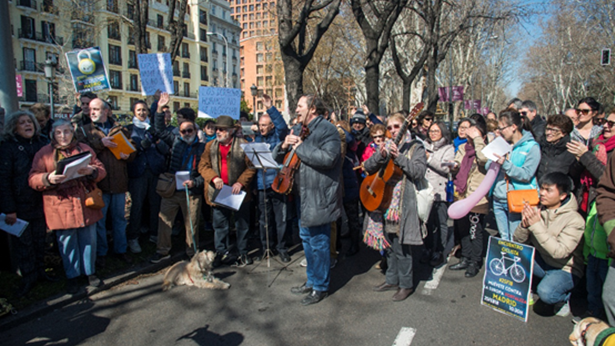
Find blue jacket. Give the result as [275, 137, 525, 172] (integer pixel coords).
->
[126, 124, 169, 178]
[254, 106, 288, 190]
[488, 130, 541, 202]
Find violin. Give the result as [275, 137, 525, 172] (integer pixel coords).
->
[271, 125, 310, 195]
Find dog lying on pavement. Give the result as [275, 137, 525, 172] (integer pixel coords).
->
[570, 317, 615, 346]
[162, 250, 230, 291]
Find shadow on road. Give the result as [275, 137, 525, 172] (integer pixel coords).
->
[177, 324, 244, 345]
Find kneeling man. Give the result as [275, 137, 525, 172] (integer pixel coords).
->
[513, 172, 584, 316]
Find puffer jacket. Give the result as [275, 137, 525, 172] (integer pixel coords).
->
[199, 137, 256, 206]
[537, 135, 579, 182]
[0, 135, 46, 220]
[126, 124, 169, 178]
[453, 136, 490, 214]
[424, 138, 454, 202]
[273, 116, 342, 228]
[254, 106, 288, 190]
[28, 142, 107, 231]
[76, 118, 136, 193]
[513, 195, 585, 278]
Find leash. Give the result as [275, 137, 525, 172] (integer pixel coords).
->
[185, 185, 197, 255]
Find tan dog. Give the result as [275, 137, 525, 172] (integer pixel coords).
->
[570, 317, 615, 346]
[162, 250, 230, 291]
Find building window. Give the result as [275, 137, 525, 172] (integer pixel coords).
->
[173, 101, 180, 112]
[183, 62, 190, 78]
[257, 76, 263, 86]
[173, 61, 180, 76]
[256, 53, 263, 63]
[128, 50, 137, 68]
[129, 74, 139, 91]
[200, 28, 207, 42]
[200, 65, 209, 81]
[199, 9, 207, 25]
[256, 65, 263, 74]
[107, 21, 120, 40]
[25, 79, 37, 102]
[158, 35, 166, 51]
[108, 45, 122, 65]
[200, 46, 208, 62]
[22, 47, 36, 71]
[182, 43, 190, 58]
[184, 82, 190, 97]
[109, 70, 122, 89]
[20, 16, 35, 39]
[157, 14, 164, 29]
[256, 41, 263, 51]
[108, 96, 119, 110]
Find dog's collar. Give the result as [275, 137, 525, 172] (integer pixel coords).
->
[582, 322, 598, 346]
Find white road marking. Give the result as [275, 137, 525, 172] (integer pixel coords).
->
[392, 327, 416, 346]
[421, 263, 447, 295]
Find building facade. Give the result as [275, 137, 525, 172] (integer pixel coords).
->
[208, 0, 241, 90]
[9, 0, 214, 116]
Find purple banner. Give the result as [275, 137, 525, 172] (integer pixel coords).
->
[438, 87, 449, 102]
[464, 100, 472, 109]
[452, 86, 464, 102]
[16, 75, 23, 97]
[473, 100, 482, 109]
[481, 107, 490, 115]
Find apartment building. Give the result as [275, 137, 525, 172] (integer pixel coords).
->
[10, 0, 212, 115]
[229, 0, 287, 117]
[208, 0, 241, 90]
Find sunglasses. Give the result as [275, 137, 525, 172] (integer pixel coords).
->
[180, 128, 194, 134]
[372, 135, 384, 139]
[424, 118, 433, 121]
[387, 124, 401, 130]
[519, 111, 528, 117]
[594, 118, 606, 125]
[576, 108, 592, 115]
[604, 120, 615, 128]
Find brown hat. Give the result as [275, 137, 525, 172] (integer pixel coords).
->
[215, 115, 235, 128]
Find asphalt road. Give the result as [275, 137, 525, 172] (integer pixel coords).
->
[1, 244, 575, 346]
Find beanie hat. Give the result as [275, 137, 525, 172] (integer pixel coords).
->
[350, 110, 366, 125]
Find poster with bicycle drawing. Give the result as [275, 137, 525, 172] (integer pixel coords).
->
[481, 236, 535, 322]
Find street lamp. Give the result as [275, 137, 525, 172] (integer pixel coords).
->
[44, 58, 57, 118]
[207, 32, 230, 88]
[250, 84, 258, 121]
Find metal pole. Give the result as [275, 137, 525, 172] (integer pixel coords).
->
[449, 56, 454, 133]
[252, 95, 256, 121]
[0, 0, 19, 117]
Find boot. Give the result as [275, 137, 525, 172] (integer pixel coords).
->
[465, 261, 480, 277]
[449, 257, 470, 271]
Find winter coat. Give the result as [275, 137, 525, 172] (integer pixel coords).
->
[488, 130, 540, 203]
[28, 142, 107, 231]
[536, 135, 579, 182]
[76, 119, 136, 194]
[530, 115, 546, 143]
[595, 146, 615, 235]
[363, 136, 427, 245]
[513, 195, 585, 278]
[199, 137, 256, 206]
[575, 138, 615, 208]
[453, 136, 490, 214]
[126, 124, 169, 178]
[253, 106, 288, 190]
[273, 116, 342, 228]
[339, 127, 359, 202]
[0, 135, 46, 220]
[424, 138, 454, 202]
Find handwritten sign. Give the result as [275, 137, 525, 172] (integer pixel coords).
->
[481, 236, 535, 322]
[198, 86, 242, 119]
[65, 47, 111, 93]
[137, 53, 174, 96]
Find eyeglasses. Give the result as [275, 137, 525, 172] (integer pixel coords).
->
[604, 120, 615, 128]
[387, 124, 401, 130]
[216, 127, 229, 132]
[180, 128, 194, 134]
[545, 127, 561, 134]
[594, 118, 606, 125]
[429, 129, 441, 134]
[372, 135, 384, 139]
[576, 108, 592, 115]
[519, 111, 528, 117]
[497, 125, 511, 132]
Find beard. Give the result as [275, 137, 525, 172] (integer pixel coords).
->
[181, 134, 196, 143]
[217, 130, 234, 144]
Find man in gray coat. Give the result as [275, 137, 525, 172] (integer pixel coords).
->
[273, 95, 342, 306]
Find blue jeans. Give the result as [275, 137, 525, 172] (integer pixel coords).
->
[96, 192, 128, 256]
[56, 224, 97, 279]
[212, 201, 250, 255]
[493, 199, 521, 241]
[300, 221, 331, 292]
[534, 253, 579, 305]
[586, 255, 609, 314]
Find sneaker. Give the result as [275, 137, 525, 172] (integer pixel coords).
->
[555, 300, 571, 317]
[300, 258, 307, 267]
[220, 251, 236, 265]
[150, 253, 170, 264]
[149, 235, 158, 244]
[236, 254, 253, 267]
[528, 291, 537, 306]
[128, 239, 142, 254]
[66, 278, 80, 295]
[88, 275, 103, 288]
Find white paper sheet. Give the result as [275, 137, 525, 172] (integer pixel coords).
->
[62, 153, 92, 182]
[175, 171, 191, 190]
[213, 185, 246, 211]
[0, 213, 29, 237]
[481, 136, 512, 162]
[240, 143, 280, 169]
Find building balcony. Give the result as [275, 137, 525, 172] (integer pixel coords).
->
[201, 74, 209, 82]
[17, 0, 37, 10]
[109, 58, 122, 66]
[200, 55, 208, 63]
[173, 68, 180, 77]
[72, 39, 95, 49]
[41, 3, 59, 15]
[20, 60, 39, 72]
[128, 85, 140, 92]
[184, 32, 195, 40]
[128, 59, 137, 68]
[18, 29, 64, 45]
[182, 71, 191, 78]
[158, 45, 168, 52]
[182, 51, 190, 58]
[71, 12, 94, 24]
[149, 20, 166, 30]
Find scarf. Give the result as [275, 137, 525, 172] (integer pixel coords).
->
[453, 136, 468, 153]
[132, 116, 151, 130]
[579, 134, 615, 211]
[454, 142, 476, 195]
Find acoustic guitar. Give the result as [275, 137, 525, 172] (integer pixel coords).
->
[359, 102, 424, 212]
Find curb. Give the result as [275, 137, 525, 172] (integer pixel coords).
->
[0, 251, 186, 332]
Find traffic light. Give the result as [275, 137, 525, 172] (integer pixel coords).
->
[602, 49, 611, 66]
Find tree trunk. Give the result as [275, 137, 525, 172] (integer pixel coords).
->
[402, 79, 411, 112]
[281, 54, 303, 113]
[133, 0, 149, 57]
[167, 0, 188, 63]
[364, 60, 380, 114]
[424, 52, 439, 113]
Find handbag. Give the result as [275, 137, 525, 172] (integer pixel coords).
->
[405, 142, 435, 223]
[156, 172, 176, 198]
[506, 177, 539, 213]
[85, 185, 105, 209]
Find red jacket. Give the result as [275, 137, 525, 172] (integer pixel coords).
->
[28, 143, 107, 231]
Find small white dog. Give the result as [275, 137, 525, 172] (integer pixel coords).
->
[162, 250, 230, 291]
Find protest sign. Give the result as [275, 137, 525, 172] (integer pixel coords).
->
[481, 236, 535, 322]
[451, 86, 464, 102]
[438, 87, 449, 102]
[65, 47, 110, 93]
[137, 53, 174, 96]
[198, 86, 242, 119]
[16, 75, 23, 97]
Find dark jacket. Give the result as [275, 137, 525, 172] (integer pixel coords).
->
[273, 116, 342, 228]
[531, 115, 547, 143]
[126, 124, 169, 178]
[154, 111, 205, 195]
[0, 135, 46, 220]
[254, 106, 288, 190]
[39, 118, 54, 144]
[340, 127, 359, 202]
[537, 135, 579, 182]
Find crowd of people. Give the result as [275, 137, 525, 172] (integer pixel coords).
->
[1, 93, 615, 321]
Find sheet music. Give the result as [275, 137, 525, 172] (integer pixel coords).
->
[175, 171, 191, 190]
[62, 153, 92, 182]
[482, 136, 512, 162]
[240, 143, 280, 169]
[213, 185, 247, 211]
